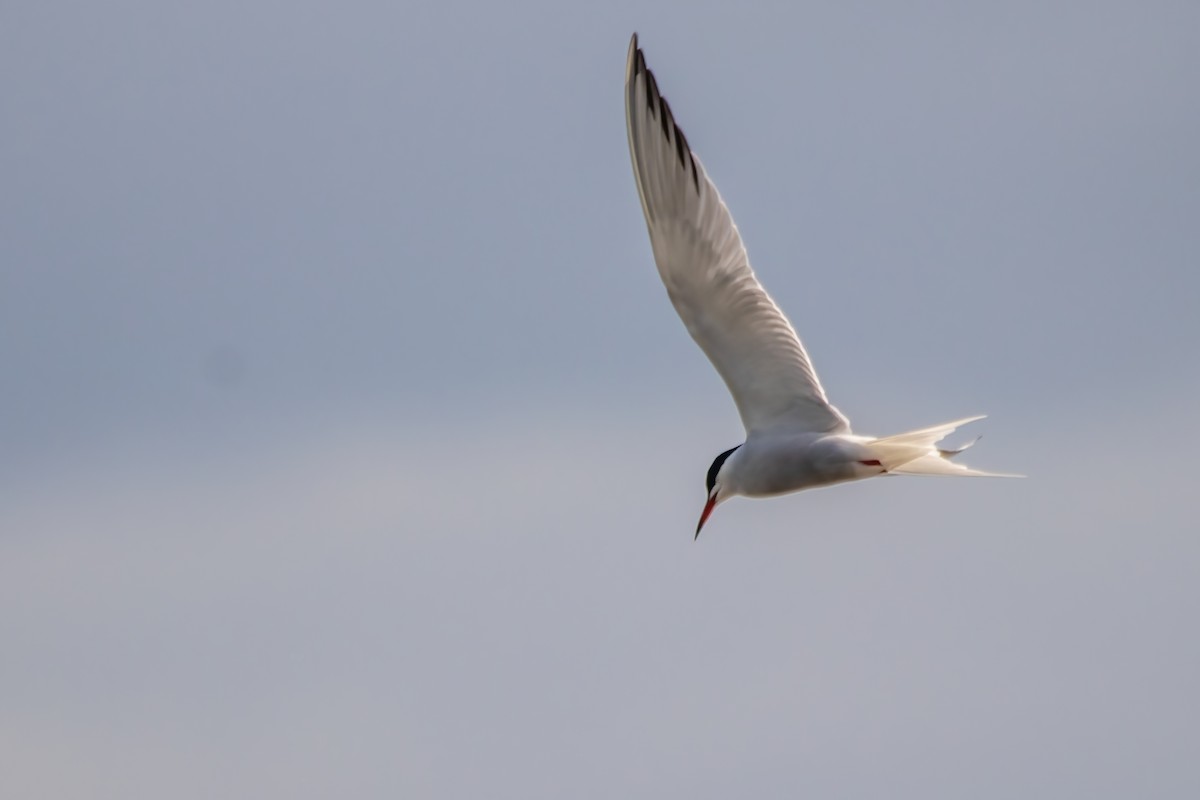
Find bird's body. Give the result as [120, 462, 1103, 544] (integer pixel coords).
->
[623, 34, 1016, 536]
[726, 433, 880, 498]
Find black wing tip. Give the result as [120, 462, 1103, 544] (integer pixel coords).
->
[628, 35, 701, 193]
[630, 33, 644, 77]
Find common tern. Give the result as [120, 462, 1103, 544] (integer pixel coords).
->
[624, 34, 1016, 538]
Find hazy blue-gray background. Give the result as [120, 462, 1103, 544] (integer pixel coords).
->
[4, 1, 1198, 797]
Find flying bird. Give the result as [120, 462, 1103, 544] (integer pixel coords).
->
[624, 34, 1016, 538]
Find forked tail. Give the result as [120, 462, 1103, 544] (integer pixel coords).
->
[866, 416, 1020, 477]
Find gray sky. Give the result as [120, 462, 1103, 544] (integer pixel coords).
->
[3, 1, 1198, 797]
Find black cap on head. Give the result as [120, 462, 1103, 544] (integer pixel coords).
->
[705, 446, 740, 496]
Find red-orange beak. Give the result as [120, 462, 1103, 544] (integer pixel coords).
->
[695, 494, 718, 540]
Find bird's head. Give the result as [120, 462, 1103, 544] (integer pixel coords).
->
[696, 445, 740, 539]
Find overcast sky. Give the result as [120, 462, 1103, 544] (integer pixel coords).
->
[3, 1, 1199, 797]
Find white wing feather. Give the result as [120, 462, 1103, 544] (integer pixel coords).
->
[624, 35, 848, 435]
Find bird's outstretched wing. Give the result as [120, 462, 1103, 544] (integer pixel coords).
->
[625, 34, 848, 435]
